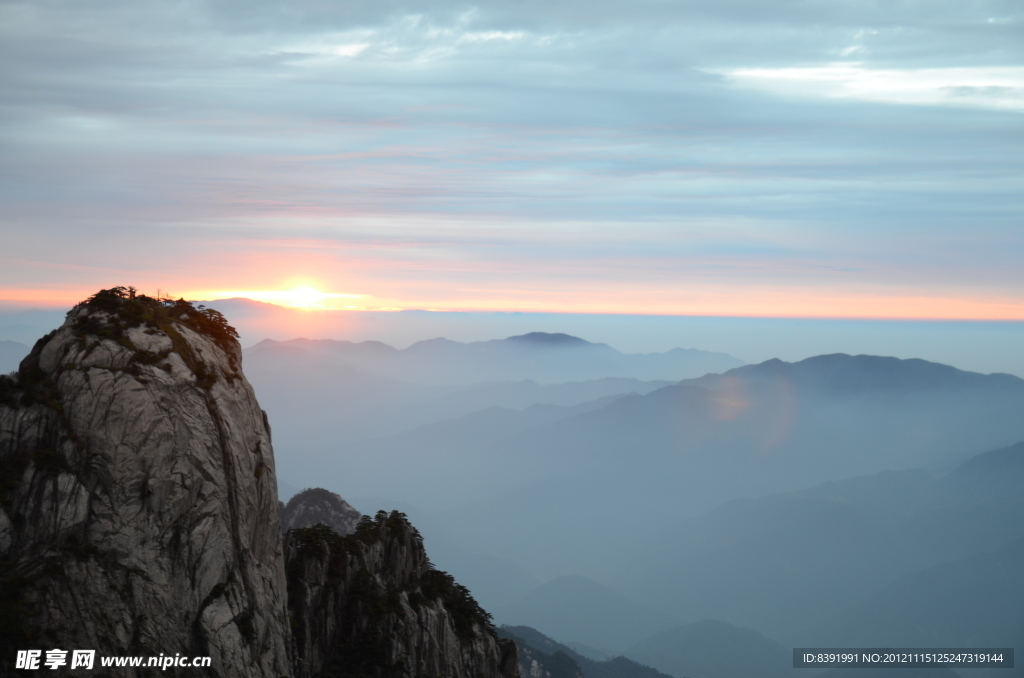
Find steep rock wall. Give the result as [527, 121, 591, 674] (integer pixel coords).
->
[0, 289, 290, 676]
[286, 512, 519, 678]
[0, 287, 520, 678]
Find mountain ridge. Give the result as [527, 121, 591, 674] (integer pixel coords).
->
[245, 333, 744, 384]
[324, 350, 1024, 580]
[615, 439, 1024, 643]
[499, 625, 674, 678]
[0, 288, 522, 678]
[695, 353, 1024, 394]
[0, 288, 292, 675]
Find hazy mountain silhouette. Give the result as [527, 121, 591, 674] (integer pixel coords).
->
[692, 353, 1022, 395]
[247, 333, 743, 385]
[332, 494, 547, 612]
[809, 535, 1024, 650]
[616, 441, 1024, 643]
[414, 534, 543, 610]
[500, 625, 674, 678]
[248, 344, 1024, 661]
[243, 339, 675, 446]
[507, 332, 592, 347]
[941, 440, 1024, 499]
[0, 309, 68, 344]
[382, 397, 635, 456]
[623, 619, 791, 678]
[493, 575, 680, 651]
[317, 354, 1024, 579]
[800, 443, 1024, 651]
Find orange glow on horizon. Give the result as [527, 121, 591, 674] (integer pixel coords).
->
[0, 286, 1021, 321]
[208, 287, 364, 309]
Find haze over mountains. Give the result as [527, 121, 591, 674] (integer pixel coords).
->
[242, 333, 734, 445]
[494, 575, 681, 651]
[203, 298, 1024, 379]
[0, 291, 523, 678]
[619, 441, 1024, 644]
[249, 332, 743, 384]
[4, 298, 1021, 677]
[239, 327, 1024, 677]
[0, 339, 29, 374]
[499, 625, 678, 678]
[288, 351, 1024, 578]
[4, 300, 1024, 378]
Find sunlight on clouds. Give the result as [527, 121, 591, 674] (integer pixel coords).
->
[458, 30, 527, 43]
[270, 28, 375, 61]
[211, 287, 363, 309]
[715, 64, 1024, 112]
[268, 13, 540, 67]
[332, 43, 370, 57]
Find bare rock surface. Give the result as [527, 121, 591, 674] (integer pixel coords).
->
[286, 511, 519, 678]
[280, 488, 363, 537]
[0, 287, 519, 678]
[0, 289, 291, 676]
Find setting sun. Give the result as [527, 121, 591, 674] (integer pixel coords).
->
[213, 287, 364, 309]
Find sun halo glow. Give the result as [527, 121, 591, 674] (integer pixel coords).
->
[214, 287, 364, 309]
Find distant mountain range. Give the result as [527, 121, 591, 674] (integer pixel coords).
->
[237, 335, 1024, 674]
[474, 440, 1022, 678]
[322, 353, 1024, 583]
[618, 441, 1024, 643]
[246, 332, 743, 384]
[500, 618, 801, 678]
[692, 353, 1023, 395]
[812, 535, 1024, 649]
[243, 336, 680, 447]
[499, 625, 674, 678]
[625, 619, 792, 678]
[10, 301, 1019, 677]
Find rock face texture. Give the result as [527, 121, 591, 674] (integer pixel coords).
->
[281, 488, 363, 537]
[0, 287, 518, 678]
[286, 512, 519, 678]
[0, 289, 291, 676]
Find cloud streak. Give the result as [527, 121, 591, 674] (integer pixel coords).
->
[718, 64, 1024, 111]
[0, 0, 1022, 318]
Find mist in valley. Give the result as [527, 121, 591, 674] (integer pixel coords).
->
[2, 305, 1021, 677]
[5, 0, 1023, 672]
[233, 319, 1024, 678]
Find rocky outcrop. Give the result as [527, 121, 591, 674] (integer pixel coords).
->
[0, 287, 519, 678]
[509, 641, 582, 678]
[0, 288, 290, 676]
[498, 626, 670, 678]
[281, 488, 363, 536]
[286, 511, 519, 678]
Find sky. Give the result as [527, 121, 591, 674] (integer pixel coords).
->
[1, 0, 1023, 321]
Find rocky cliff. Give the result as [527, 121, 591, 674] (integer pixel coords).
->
[0, 287, 291, 676]
[497, 627, 670, 678]
[0, 287, 519, 678]
[281, 488, 363, 537]
[286, 512, 519, 678]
